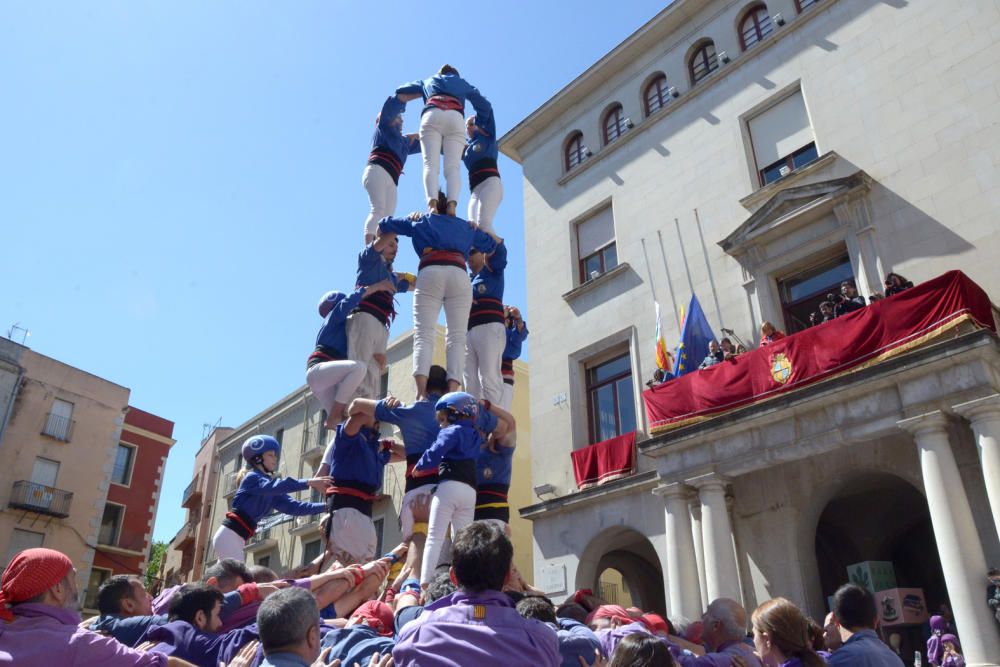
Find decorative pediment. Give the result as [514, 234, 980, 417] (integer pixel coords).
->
[719, 169, 873, 256]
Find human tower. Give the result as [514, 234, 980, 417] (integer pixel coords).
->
[212, 65, 529, 590]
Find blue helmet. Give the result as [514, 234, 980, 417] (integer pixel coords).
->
[317, 291, 345, 318]
[435, 392, 479, 423]
[242, 435, 281, 464]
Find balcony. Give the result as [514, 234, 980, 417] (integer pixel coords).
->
[9, 481, 73, 518]
[174, 521, 196, 549]
[223, 473, 240, 498]
[246, 526, 276, 552]
[181, 476, 202, 509]
[301, 430, 326, 468]
[41, 413, 74, 442]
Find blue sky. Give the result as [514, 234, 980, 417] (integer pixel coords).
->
[1, 1, 669, 542]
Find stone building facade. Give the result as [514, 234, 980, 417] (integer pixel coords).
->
[501, 0, 1000, 663]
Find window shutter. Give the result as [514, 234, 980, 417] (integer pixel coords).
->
[748, 91, 813, 167]
[577, 207, 616, 258]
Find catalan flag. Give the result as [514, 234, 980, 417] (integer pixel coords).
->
[654, 302, 673, 370]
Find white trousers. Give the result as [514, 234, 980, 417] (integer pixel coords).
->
[413, 265, 473, 383]
[211, 525, 246, 562]
[464, 322, 506, 404]
[500, 382, 514, 412]
[419, 108, 466, 203]
[347, 311, 389, 400]
[420, 480, 476, 584]
[399, 486, 435, 539]
[306, 359, 366, 415]
[327, 507, 377, 565]
[362, 164, 397, 239]
[467, 176, 503, 235]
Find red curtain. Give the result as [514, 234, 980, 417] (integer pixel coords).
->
[644, 271, 995, 433]
[571, 431, 636, 490]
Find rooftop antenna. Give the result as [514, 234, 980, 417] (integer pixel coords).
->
[201, 417, 222, 443]
[6, 323, 29, 346]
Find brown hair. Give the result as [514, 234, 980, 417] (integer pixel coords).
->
[439, 64, 459, 76]
[607, 632, 674, 667]
[752, 598, 825, 667]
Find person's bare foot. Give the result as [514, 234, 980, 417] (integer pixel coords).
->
[427, 197, 437, 213]
[446, 200, 457, 216]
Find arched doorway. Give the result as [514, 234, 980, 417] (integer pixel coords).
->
[578, 526, 666, 615]
[815, 473, 946, 657]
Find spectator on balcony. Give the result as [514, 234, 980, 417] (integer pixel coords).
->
[884, 272, 914, 297]
[646, 368, 674, 388]
[0, 548, 191, 666]
[91, 575, 169, 647]
[808, 312, 821, 327]
[819, 301, 835, 323]
[393, 521, 560, 667]
[758, 322, 785, 347]
[869, 291, 885, 303]
[834, 281, 866, 317]
[699, 341, 724, 370]
[720, 338, 737, 360]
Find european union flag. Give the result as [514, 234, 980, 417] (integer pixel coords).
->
[672, 294, 716, 377]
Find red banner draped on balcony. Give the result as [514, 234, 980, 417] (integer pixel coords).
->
[571, 431, 636, 490]
[644, 271, 996, 434]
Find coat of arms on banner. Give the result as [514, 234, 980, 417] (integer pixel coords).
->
[770, 353, 792, 384]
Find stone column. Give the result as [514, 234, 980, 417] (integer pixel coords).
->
[898, 412, 1000, 666]
[953, 394, 1000, 543]
[690, 499, 709, 612]
[654, 483, 703, 621]
[689, 473, 741, 603]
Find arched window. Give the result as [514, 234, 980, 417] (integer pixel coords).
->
[740, 4, 773, 50]
[689, 40, 719, 85]
[565, 131, 586, 171]
[602, 104, 626, 146]
[644, 74, 670, 116]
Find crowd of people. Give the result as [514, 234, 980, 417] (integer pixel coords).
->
[663, 273, 918, 382]
[4, 524, 970, 666]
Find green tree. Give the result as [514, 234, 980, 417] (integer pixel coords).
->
[146, 541, 168, 590]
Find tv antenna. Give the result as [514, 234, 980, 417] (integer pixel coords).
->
[6, 323, 30, 345]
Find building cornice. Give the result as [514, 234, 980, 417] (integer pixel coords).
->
[121, 424, 176, 447]
[519, 470, 659, 519]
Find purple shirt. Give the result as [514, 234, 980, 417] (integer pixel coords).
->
[392, 589, 560, 667]
[676, 639, 765, 667]
[0, 603, 166, 666]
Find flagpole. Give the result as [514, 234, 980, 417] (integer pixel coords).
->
[674, 216, 696, 298]
[640, 237, 659, 305]
[694, 208, 725, 330]
[656, 230, 681, 330]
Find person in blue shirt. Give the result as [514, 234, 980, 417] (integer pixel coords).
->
[317, 409, 404, 565]
[463, 106, 502, 235]
[500, 305, 528, 411]
[211, 435, 330, 562]
[395, 65, 491, 216]
[827, 584, 905, 667]
[362, 94, 422, 244]
[377, 208, 498, 400]
[348, 365, 447, 543]
[474, 399, 517, 530]
[345, 234, 415, 403]
[410, 392, 483, 586]
[465, 238, 507, 404]
[307, 281, 394, 429]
